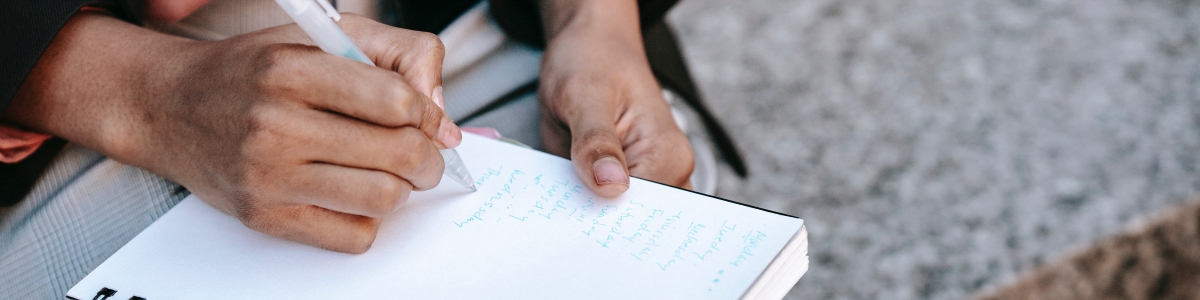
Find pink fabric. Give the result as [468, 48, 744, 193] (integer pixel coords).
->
[460, 127, 502, 140]
[0, 125, 51, 163]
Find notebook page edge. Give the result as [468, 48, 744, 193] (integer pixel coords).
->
[741, 224, 809, 300]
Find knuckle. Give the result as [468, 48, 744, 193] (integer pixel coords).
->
[252, 44, 306, 94]
[261, 43, 303, 62]
[243, 106, 288, 154]
[394, 181, 414, 206]
[238, 201, 276, 234]
[420, 106, 443, 134]
[362, 176, 403, 215]
[417, 102, 446, 136]
[555, 74, 615, 102]
[382, 84, 414, 121]
[391, 146, 420, 175]
[575, 130, 621, 155]
[676, 146, 697, 182]
[676, 148, 696, 178]
[392, 130, 424, 166]
[388, 129, 442, 190]
[408, 32, 446, 69]
[672, 140, 695, 164]
[411, 152, 444, 191]
[343, 238, 373, 254]
[413, 32, 444, 54]
[340, 221, 380, 254]
[421, 146, 446, 186]
[230, 193, 256, 220]
[422, 114, 446, 138]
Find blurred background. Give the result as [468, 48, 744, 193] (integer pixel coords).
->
[664, 0, 1200, 298]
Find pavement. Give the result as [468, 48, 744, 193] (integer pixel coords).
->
[977, 198, 1200, 299]
[665, 0, 1200, 298]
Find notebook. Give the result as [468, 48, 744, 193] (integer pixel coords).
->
[65, 134, 808, 300]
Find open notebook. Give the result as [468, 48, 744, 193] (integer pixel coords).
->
[66, 134, 808, 300]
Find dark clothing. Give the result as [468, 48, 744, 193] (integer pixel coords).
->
[486, 0, 679, 48]
[0, 0, 100, 207]
[0, 0, 741, 206]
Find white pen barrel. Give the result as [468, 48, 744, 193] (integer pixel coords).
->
[441, 149, 477, 191]
[274, 0, 373, 65]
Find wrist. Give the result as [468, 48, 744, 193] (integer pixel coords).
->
[103, 33, 205, 175]
[3, 12, 200, 168]
[539, 0, 642, 45]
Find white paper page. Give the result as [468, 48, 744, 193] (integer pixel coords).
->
[67, 134, 803, 300]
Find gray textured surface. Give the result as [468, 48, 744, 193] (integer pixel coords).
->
[666, 0, 1200, 299]
[0, 145, 186, 299]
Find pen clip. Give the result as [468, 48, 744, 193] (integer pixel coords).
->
[313, 0, 341, 21]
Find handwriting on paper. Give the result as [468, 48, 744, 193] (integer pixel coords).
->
[452, 165, 769, 287]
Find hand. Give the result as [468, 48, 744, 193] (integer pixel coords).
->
[6, 13, 456, 253]
[538, 1, 694, 197]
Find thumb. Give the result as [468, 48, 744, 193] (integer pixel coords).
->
[569, 118, 631, 198]
[340, 16, 445, 105]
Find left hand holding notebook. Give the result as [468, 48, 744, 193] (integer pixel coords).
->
[537, 0, 696, 196]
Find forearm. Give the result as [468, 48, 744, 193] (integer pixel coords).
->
[2, 11, 196, 163]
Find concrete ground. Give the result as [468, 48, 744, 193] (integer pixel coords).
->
[665, 0, 1200, 298]
[977, 198, 1200, 300]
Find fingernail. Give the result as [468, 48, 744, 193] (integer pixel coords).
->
[460, 127, 502, 139]
[439, 118, 462, 148]
[593, 157, 629, 186]
[433, 86, 445, 109]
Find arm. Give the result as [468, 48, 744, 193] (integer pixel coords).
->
[0, 1, 127, 206]
[3, 11, 189, 161]
[0, 0, 203, 205]
[0, 1, 109, 111]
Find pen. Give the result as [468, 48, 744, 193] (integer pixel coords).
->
[275, 0, 477, 192]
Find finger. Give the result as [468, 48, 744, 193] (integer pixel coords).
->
[283, 107, 446, 191]
[338, 15, 445, 98]
[257, 44, 461, 148]
[287, 163, 413, 218]
[568, 117, 631, 198]
[242, 203, 381, 253]
[262, 45, 426, 127]
[541, 79, 631, 197]
[541, 115, 572, 158]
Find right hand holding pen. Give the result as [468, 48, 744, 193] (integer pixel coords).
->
[142, 16, 456, 253]
[4, 11, 454, 252]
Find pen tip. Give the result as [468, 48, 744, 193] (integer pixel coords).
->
[468, 184, 478, 192]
